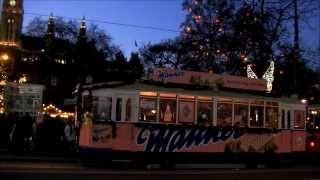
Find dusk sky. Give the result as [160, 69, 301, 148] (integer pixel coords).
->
[23, 0, 319, 56]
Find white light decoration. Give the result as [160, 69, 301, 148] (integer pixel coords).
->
[247, 61, 275, 93]
[262, 61, 274, 93]
[247, 65, 258, 79]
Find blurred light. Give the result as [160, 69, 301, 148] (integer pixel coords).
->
[18, 75, 27, 83]
[1, 54, 9, 61]
[310, 141, 315, 148]
[185, 26, 192, 33]
[0, 80, 6, 86]
[301, 99, 307, 104]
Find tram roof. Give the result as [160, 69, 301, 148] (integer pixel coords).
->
[82, 81, 303, 104]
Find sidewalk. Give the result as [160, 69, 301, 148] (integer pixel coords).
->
[0, 148, 79, 163]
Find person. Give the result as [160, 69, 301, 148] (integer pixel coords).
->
[64, 119, 76, 152]
[0, 114, 7, 148]
[21, 113, 33, 152]
[12, 113, 24, 153]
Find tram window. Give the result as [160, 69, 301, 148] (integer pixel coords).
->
[265, 107, 278, 128]
[315, 114, 320, 129]
[287, 111, 291, 128]
[217, 103, 232, 126]
[92, 96, 112, 122]
[139, 97, 157, 122]
[250, 106, 264, 127]
[160, 98, 176, 123]
[125, 98, 132, 121]
[116, 98, 122, 121]
[281, 110, 285, 128]
[197, 101, 213, 126]
[83, 95, 92, 112]
[178, 100, 195, 124]
[234, 104, 248, 127]
[294, 110, 305, 129]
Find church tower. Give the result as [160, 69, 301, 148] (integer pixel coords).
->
[0, 0, 23, 47]
[78, 17, 87, 40]
[0, 0, 23, 80]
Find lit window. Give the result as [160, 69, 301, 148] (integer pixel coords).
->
[234, 104, 249, 127]
[197, 100, 213, 126]
[265, 107, 278, 128]
[179, 98, 195, 124]
[159, 98, 176, 123]
[217, 102, 232, 126]
[140, 91, 157, 97]
[139, 97, 157, 122]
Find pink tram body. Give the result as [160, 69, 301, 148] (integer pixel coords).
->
[78, 69, 308, 164]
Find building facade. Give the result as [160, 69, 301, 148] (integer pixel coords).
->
[0, 0, 98, 107]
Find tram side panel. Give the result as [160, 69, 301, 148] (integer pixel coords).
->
[80, 122, 307, 154]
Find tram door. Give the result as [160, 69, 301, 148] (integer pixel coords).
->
[280, 104, 293, 129]
[280, 103, 306, 129]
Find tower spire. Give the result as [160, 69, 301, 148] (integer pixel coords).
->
[79, 16, 87, 39]
[0, 0, 23, 47]
[46, 13, 55, 39]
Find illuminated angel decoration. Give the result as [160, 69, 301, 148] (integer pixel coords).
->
[247, 61, 274, 93]
[247, 65, 258, 79]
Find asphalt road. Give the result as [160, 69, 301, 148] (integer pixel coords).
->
[0, 161, 320, 180]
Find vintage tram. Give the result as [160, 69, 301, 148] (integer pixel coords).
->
[78, 69, 310, 166]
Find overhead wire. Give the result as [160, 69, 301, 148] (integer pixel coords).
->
[24, 12, 180, 33]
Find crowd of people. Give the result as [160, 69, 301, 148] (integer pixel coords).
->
[0, 112, 77, 154]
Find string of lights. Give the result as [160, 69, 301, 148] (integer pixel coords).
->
[24, 12, 180, 33]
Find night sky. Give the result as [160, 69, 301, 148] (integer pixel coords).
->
[23, 0, 318, 56]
